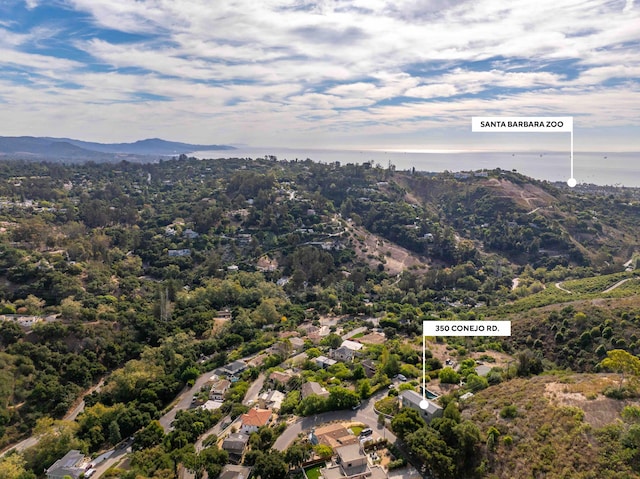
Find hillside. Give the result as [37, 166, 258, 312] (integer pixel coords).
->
[0, 157, 639, 478]
[463, 373, 640, 478]
[0, 136, 234, 162]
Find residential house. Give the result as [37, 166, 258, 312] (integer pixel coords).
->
[315, 423, 358, 449]
[222, 433, 250, 464]
[336, 444, 367, 476]
[247, 354, 267, 368]
[258, 390, 285, 411]
[400, 390, 442, 424]
[168, 248, 191, 257]
[289, 337, 305, 353]
[298, 322, 317, 335]
[209, 379, 231, 401]
[46, 450, 88, 479]
[475, 364, 492, 377]
[315, 355, 337, 369]
[235, 234, 252, 246]
[320, 444, 388, 479]
[183, 228, 199, 239]
[201, 400, 224, 411]
[220, 465, 252, 479]
[340, 340, 364, 354]
[240, 408, 272, 434]
[301, 381, 329, 400]
[269, 370, 294, 386]
[0, 314, 57, 329]
[361, 359, 377, 378]
[217, 360, 247, 378]
[331, 346, 355, 362]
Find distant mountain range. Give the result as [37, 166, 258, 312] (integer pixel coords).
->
[0, 136, 235, 162]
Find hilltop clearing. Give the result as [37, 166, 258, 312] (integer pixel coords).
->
[343, 221, 429, 275]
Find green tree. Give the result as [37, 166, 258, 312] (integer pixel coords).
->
[25, 418, 87, 475]
[357, 379, 371, 399]
[383, 354, 401, 377]
[601, 349, 640, 391]
[321, 333, 342, 350]
[284, 443, 312, 470]
[108, 420, 122, 445]
[0, 454, 36, 479]
[253, 450, 288, 479]
[405, 427, 456, 479]
[134, 420, 165, 450]
[199, 446, 228, 478]
[327, 387, 359, 410]
[314, 444, 333, 460]
[391, 408, 426, 440]
[438, 368, 460, 384]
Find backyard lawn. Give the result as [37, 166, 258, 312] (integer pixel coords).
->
[305, 466, 322, 479]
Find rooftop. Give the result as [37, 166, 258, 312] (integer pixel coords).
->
[46, 450, 87, 479]
[400, 390, 442, 415]
[340, 339, 364, 351]
[241, 408, 272, 427]
[222, 432, 249, 449]
[336, 443, 364, 463]
[220, 465, 252, 479]
[302, 381, 329, 399]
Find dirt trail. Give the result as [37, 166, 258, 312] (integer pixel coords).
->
[555, 282, 572, 294]
[602, 278, 634, 293]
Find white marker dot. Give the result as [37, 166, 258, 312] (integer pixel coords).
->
[419, 399, 429, 410]
[567, 178, 577, 188]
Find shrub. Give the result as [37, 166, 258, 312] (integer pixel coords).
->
[439, 367, 461, 384]
[500, 405, 518, 419]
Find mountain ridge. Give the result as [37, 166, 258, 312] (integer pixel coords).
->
[0, 136, 235, 162]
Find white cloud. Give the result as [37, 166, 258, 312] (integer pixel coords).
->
[0, 0, 637, 149]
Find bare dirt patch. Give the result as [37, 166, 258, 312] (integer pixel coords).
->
[470, 350, 513, 370]
[483, 178, 556, 210]
[345, 223, 429, 276]
[543, 375, 636, 428]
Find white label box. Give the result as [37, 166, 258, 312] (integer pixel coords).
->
[472, 116, 573, 133]
[423, 320, 511, 337]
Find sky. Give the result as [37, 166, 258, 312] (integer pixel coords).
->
[0, 0, 639, 152]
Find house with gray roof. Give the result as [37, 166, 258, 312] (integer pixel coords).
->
[400, 389, 443, 424]
[222, 433, 250, 464]
[220, 465, 252, 479]
[217, 360, 247, 378]
[46, 450, 88, 479]
[301, 381, 330, 399]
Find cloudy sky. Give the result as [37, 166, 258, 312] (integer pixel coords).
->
[1, 0, 639, 151]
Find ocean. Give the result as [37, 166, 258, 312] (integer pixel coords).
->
[190, 147, 640, 187]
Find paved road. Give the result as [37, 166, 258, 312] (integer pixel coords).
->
[0, 379, 104, 458]
[159, 368, 220, 432]
[243, 373, 265, 406]
[342, 326, 368, 340]
[273, 389, 396, 451]
[93, 447, 129, 479]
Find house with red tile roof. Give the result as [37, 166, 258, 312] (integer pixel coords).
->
[240, 408, 272, 434]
